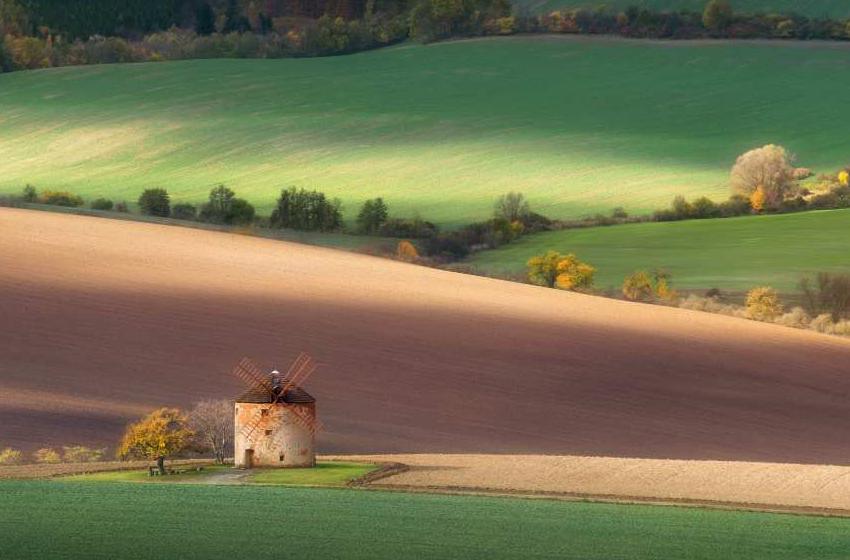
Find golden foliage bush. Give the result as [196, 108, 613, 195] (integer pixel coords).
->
[0, 448, 23, 465]
[62, 446, 105, 463]
[33, 448, 62, 464]
[527, 251, 595, 291]
[746, 286, 783, 321]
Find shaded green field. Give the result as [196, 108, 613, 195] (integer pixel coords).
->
[468, 209, 850, 292]
[3, 37, 850, 226]
[1, 481, 849, 559]
[515, 0, 850, 18]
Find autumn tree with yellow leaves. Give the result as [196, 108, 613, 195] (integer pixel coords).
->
[527, 251, 595, 291]
[117, 408, 192, 475]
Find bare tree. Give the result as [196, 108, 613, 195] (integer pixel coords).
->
[731, 145, 796, 208]
[800, 272, 850, 322]
[187, 399, 233, 464]
[494, 192, 530, 223]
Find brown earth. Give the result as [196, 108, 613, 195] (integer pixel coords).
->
[2, 208, 850, 464]
[330, 453, 850, 515]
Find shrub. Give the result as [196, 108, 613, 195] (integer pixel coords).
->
[171, 203, 198, 220]
[611, 207, 628, 219]
[800, 272, 850, 321]
[527, 251, 595, 291]
[622, 271, 655, 302]
[745, 286, 783, 321]
[356, 197, 389, 234]
[41, 190, 84, 207]
[90, 198, 114, 211]
[0, 447, 23, 465]
[678, 294, 747, 318]
[22, 184, 37, 202]
[114, 201, 129, 213]
[62, 445, 105, 463]
[379, 217, 438, 238]
[33, 448, 62, 464]
[138, 188, 171, 217]
[776, 307, 811, 329]
[793, 167, 813, 180]
[396, 240, 419, 261]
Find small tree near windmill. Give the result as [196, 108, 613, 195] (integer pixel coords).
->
[188, 399, 234, 464]
[118, 408, 193, 475]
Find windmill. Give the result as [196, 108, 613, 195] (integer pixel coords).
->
[232, 353, 321, 468]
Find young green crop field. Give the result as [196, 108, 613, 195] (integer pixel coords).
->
[515, 0, 850, 18]
[1, 481, 849, 559]
[468, 208, 850, 292]
[2, 37, 850, 226]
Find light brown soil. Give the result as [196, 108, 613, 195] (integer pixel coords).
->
[327, 453, 850, 514]
[3, 208, 850, 465]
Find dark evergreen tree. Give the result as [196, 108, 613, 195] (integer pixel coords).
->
[194, 1, 215, 35]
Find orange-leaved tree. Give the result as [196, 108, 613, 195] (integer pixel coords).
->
[117, 408, 192, 475]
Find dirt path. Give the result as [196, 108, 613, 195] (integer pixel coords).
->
[326, 454, 850, 516]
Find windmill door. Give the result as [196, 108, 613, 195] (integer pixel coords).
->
[244, 449, 254, 469]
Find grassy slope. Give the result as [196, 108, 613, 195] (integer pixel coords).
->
[3, 38, 850, 226]
[468, 209, 850, 292]
[2, 482, 849, 559]
[515, 0, 850, 18]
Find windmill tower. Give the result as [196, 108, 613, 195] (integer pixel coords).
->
[232, 353, 322, 468]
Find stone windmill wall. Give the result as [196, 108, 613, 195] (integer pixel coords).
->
[234, 401, 316, 468]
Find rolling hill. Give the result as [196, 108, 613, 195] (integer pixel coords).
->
[515, 0, 850, 18]
[3, 208, 850, 464]
[468, 208, 850, 292]
[3, 37, 850, 225]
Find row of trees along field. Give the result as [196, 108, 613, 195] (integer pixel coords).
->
[0, 401, 233, 472]
[526, 249, 850, 336]
[11, 1, 850, 72]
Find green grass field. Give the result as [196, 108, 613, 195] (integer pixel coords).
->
[3, 37, 850, 226]
[468, 209, 850, 292]
[515, 0, 850, 18]
[1, 481, 849, 559]
[249, 462, 376, 485]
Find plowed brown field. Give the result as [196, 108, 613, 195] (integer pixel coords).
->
[2, 208, 850, 464]
[331, 453, 850, 514]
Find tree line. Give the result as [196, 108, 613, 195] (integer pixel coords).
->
[10, 1, 850, 72]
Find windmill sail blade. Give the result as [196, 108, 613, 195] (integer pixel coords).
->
[278, 353, 315, 398]
[233, 357, 273, 396]
[286, 405, 322, 435]
[239, 407, 266, 443]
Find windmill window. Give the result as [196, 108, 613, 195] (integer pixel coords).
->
[265, 429, 272, 436]
[261, 409, 269, 416]
[279, 455, 285, 462]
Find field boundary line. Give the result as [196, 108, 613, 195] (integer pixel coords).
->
[363, 481, 850, 518]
